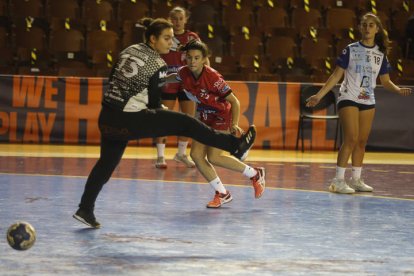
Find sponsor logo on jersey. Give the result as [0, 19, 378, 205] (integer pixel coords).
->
[357, 90, 370, 100]
[167, 66, 180, 73]
[159, 70, 168, 79]
[213, 78, 230, 93]
[213, 78, 225, 89]
[198, 108, 217, 114]
[199, 89, 210, 100]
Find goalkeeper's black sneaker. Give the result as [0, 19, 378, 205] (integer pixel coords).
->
[73, 208, 101, 229]
[233, 125, 256, 160]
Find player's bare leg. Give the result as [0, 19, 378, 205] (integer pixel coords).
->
[155, 99, 177, 169]
[349, 108, 375, 192]
[174, 100, 196, 168]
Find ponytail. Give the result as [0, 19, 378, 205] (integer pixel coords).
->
[138, 17, 173, 42]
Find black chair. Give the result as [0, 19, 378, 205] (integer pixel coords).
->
[296, 85, 340, 152]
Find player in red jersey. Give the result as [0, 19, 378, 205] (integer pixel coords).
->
[155, 6, 207, 169]
[174, 40, 266, 208]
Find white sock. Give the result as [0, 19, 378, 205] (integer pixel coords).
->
[209, 177, 227, 194]
[352, 167, 362, 180]
[335, 166, 346, 180]
[242, 165, 257, 178]
[156, 144, 165, 158]
[177, 141, 188, 156]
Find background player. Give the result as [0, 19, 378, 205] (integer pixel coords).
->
[155, 6, 208, 169]
[306, 13, 412, 194]
[176, 40, 265, 208]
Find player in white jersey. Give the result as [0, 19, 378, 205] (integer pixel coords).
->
[306, 13, 412, 194]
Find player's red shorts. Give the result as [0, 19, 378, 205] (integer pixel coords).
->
[198, 109, 232, 131]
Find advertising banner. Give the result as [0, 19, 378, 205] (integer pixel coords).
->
[0, 75, 412, 151]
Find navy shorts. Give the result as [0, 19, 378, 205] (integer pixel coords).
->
[161, 90, 191, 101]
[337, 100, 375, 111]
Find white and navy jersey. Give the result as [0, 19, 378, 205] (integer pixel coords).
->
[103, 43, 168, 112]
[336, 41, 391, 105]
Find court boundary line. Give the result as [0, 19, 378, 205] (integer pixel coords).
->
[1, 172, 413, 202]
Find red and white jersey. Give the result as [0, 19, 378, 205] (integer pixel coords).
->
[161, 31, 200, 74]
[176, 65, 232, 114]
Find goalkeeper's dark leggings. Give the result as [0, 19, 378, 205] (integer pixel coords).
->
[79, 105, 240, 211]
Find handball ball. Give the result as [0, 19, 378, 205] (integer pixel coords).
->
[6, 221, 36, 250]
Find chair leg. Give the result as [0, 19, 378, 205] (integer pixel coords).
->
[310, 124, 312, 151]
[300, 119, 305, 152]
[296, 118, 301, 150]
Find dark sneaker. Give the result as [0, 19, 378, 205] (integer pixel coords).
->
[233, 125, 256, 160]
[73, 208, 101, 228]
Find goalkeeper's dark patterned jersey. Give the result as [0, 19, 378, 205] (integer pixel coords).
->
[103, 43, 168, 112]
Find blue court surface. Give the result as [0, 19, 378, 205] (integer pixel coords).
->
[1, 173, 413, 275]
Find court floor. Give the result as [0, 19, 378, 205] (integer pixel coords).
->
[0, 144, 413, 275]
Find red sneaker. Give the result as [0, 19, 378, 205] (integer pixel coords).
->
[206, 191, 233, 208]
[251, 167, 266, 198]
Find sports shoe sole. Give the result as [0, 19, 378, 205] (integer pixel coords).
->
[206, 195, 233, 208]
[328, 184, 355, 194]
[348, 179, 373, 192]
[73, 214, 101, 229]
[236, 125, 257, 160]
